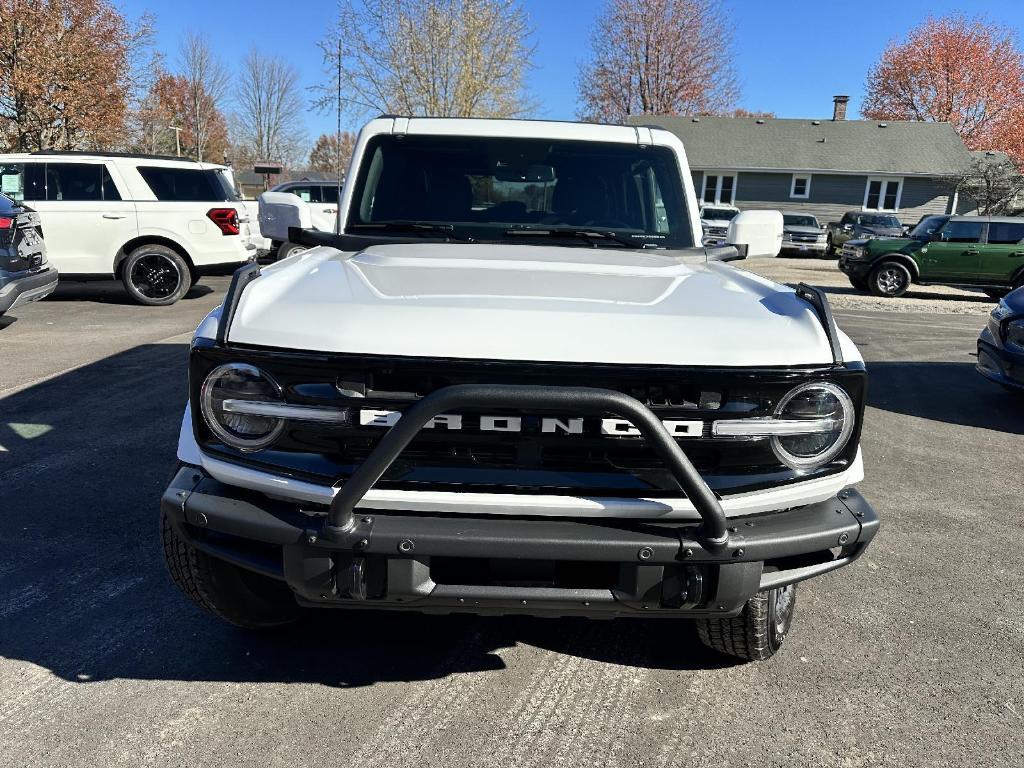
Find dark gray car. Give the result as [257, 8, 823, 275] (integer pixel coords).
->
[0, 193, 57, 316]
[826, 211, 905, 255]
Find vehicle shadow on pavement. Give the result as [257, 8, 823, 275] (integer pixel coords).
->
[47, 281, 215, 305]
[866, 360, 1024, 433]
[0, 343, 734, 692]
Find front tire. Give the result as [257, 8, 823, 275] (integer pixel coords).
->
[121, 245, 191, 306]
[161, 512, 299, 628]
[825, 234, 835, 256]
[696, 583, 797, 662]
[868, 260, 912, 297]
[276, 241, 309, 261]
[848, 275, 868, 291]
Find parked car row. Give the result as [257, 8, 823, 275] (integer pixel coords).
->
[0, 151, 259, 307]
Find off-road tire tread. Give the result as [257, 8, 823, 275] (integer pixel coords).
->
[160, 512, 298, 628]
[696, 592, 775, 662]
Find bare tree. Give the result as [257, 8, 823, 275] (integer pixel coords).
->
[577, 0, 738, 123]
[235, 49, 306, 166]
[179, 31, 229, 161]
[947, 153, 1024, 215]
[317, 0, 535, 120]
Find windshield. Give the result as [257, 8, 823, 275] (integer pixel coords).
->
[910, 215, 949, 239]
[783, 214, 818, 227]
[346, 134, 693, 248]
[701, 207, 737, 221]
[857, 214, 901, 228]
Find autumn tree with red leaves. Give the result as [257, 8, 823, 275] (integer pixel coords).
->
[577, 0, 737, 123]
[137, 71, 228, 161]
[308, 132, 357, 176]
[0, 0, 152, 151]
[862, 16, 1024, 166]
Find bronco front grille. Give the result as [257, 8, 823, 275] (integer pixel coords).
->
[190, 345, 865, 497]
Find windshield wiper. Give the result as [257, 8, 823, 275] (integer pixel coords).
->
[350, 221, 474, 241]
[502, 226, 642, 248]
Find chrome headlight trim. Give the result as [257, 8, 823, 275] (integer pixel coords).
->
[769, 381, 855, 471]
[200, 363, 287, 452]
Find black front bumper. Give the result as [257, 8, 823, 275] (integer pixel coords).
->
[838, 256, 872, 278]
[162, 466, 879, 618]
[0, 266, 58, 314]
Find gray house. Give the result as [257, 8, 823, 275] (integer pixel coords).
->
[630, 97, 974, 224]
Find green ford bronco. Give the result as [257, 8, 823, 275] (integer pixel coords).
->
[839, 215, 1024, 298]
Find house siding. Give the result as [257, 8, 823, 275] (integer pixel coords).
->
[693, 170, 954, 224]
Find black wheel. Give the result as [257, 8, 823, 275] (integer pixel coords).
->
[825, 234, 835, 256]
[868, 260, 912, 297]
[984, 288, 1009, 300]
[848, 275, 868, 291]
[161, 511, 300, 628]
[122, 245, 190, 306]
[696, 583, 798, 662]
[276, 241, 310, 261]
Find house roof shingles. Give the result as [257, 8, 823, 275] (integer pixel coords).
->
[628, 115, 973, 176]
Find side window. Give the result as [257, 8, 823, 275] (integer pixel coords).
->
[938, 221, 984, 244]
[840, 213, 852, 226]
[0, 163, 45, 201]
[45, 163, 105, 201]
[986, 222, 1024, 245]
[289, 186, 314, 202]
[102, 166, 122, 201]
[320, 185, 339, 204]
[137, 166, 233, 202]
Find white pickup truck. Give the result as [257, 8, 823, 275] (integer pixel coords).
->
[160, 117, 878, 661]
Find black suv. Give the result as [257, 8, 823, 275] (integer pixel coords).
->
[0, 193, 57, 316]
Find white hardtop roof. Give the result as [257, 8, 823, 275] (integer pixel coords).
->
[363, 116, 672, 145]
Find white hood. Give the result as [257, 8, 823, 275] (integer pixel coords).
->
[227, 243, 853, 367]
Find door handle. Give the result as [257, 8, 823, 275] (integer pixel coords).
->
[965, 249, 979, 255]
[102, 213, 126, 220]
[1011, 251, 1024, 257]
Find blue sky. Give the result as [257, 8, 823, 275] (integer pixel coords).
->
[127, 0, 1024, 141]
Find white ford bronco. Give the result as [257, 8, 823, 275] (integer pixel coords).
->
[161, 117, 878, 661]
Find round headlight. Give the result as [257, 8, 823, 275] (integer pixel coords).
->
[772, 382, 855, 471]
[201, 363, 286, 451]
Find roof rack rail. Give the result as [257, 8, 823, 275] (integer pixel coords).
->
[28, 150, 200, 162]
[795, 283, 843, 365]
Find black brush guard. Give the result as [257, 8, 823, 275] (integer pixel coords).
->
[322, 384, 731, 550]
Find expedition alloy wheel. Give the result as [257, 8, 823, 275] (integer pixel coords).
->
[696, 583, 798, 662]
[868, 260, 911, 297]
[122, 245, 191, 306]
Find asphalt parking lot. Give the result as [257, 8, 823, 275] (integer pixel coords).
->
[1, 272, 1022, 767]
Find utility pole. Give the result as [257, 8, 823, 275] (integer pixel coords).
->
[169, 126, 183, 157]
[335, 38, 343, 235]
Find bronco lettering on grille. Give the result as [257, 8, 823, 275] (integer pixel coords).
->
[358, 409, 704, 437]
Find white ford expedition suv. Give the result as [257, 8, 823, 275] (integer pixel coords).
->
[161, 117, 878, 661]
[0, 152, 255, 305]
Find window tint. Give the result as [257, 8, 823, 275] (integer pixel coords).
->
[0, 163, 44, 201]
[138, 166, 236, 202]
[320, 185, 339, 204]
[986, 221, 1024, 245]
[939, 221, 984, 244]
[348, 134, 693, 248]
[43, 163, 121, 201]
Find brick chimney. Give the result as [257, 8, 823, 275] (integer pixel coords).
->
[832, 95, 849, 121]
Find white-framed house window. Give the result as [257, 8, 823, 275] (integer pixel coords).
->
[701, 172, 736, 205]
[790, 174, 811, 199]
[863, 177, 903, 211]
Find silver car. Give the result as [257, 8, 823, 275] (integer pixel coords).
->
[780, 212, 828, 257]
